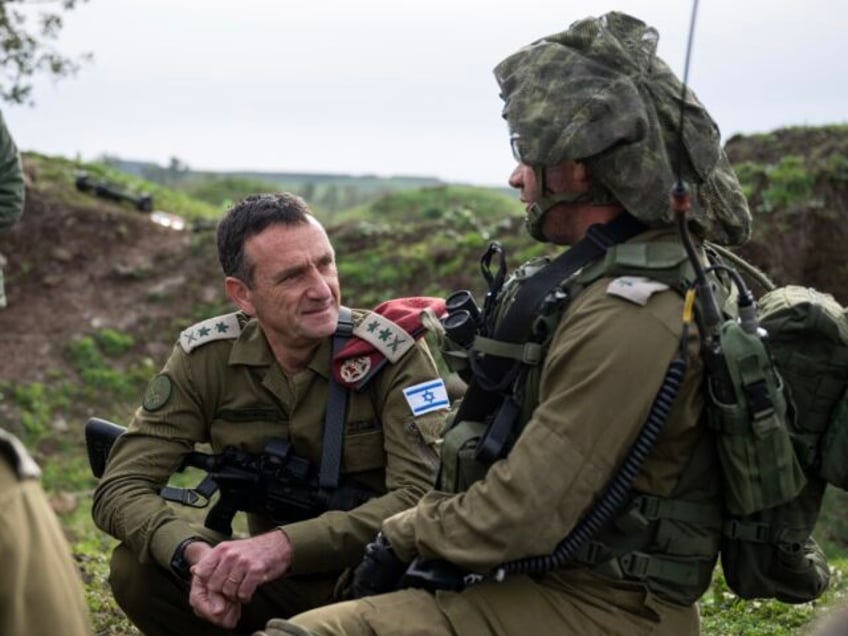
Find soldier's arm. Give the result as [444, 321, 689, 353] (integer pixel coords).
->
[0, 112, 24, 230]
[91, 345, 220, 570]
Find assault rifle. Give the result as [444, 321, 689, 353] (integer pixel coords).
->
[85, 417, 378, 536]
[75, 172, 154, 212]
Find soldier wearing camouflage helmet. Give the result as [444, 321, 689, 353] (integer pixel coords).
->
[254, 12, 751, 636]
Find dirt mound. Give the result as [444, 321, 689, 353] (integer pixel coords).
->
[2, 129, 847, 387]
[725, 127, 848, 303]
[0, 169, 225, 384]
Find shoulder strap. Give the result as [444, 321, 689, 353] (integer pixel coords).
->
[457, 212, 646, 426]
[319, 307, 355, 490]
[0, 427, 41, 479]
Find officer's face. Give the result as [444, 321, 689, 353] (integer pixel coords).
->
[230, 218, 340, 352]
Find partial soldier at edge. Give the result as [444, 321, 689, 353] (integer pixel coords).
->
[0, 427, 93, 636]
[0, 109, 25, 309]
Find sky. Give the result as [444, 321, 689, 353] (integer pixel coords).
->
[4, 0, 846, 187]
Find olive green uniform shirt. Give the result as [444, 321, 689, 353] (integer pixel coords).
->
[0, 428, 93, 636]
[0, 110, 25, 308]
[383, 253, 706, 602]
[93, 309, 445, 576]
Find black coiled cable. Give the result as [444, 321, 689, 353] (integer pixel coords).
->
[483, 352, 689, 582]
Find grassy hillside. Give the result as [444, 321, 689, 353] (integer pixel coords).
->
[103, 155, 450, 215]
[2, 130, 848, 635]
[330, 185, 538, 307]
[726, 124, 848, 304]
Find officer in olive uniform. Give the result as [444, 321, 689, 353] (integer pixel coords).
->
[92, 192, 449, 635]
[0, 109, 25, 309]
[256, 13, 752, 636]
[1, 428, 93, 636]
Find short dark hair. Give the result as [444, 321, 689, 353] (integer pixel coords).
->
[216, 192, 313, 285]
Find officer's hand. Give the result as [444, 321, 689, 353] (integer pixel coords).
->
[191, 529, 292, 604]
[350, 531, 409, 599]
[189, 577, 242, 629]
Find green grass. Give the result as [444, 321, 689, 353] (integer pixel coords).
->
[25, 152, 224, 222]
[334, 183, 521, 224]
[700, 564, 848, 635]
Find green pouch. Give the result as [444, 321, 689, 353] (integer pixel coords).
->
[721, 479, 830, 603]
[709, 321, 806, 516]
[755, 286, 848, 483]
[438, 419, 489, 493]
[722, 534, 830, 604]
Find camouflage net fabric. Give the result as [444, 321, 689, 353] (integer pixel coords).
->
[494, 11, 752, 247]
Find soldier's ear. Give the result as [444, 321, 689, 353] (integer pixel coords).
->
[224, 276, 256, 316]
[573, 161, 590, 188]
[546, 159, 591, 194]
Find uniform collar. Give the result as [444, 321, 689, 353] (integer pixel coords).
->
[228, 317, 332, 378]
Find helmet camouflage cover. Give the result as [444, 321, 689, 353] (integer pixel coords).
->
[494, 11, 751, 247]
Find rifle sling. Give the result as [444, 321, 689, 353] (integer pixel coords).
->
[319, 306, 355, 490]
[457, 212, 647, 427]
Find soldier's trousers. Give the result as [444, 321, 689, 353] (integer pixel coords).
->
[109, 543, 342, 636]
[256, 569, 700, 636]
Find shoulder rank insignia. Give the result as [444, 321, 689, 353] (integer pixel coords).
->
[607, 276, 670, 306]
[333, 297, 446, 389]
[353, 311, 415, 363]
[179, 312, 242, 353]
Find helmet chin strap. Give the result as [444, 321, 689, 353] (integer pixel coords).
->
[525, 165, 595, 242]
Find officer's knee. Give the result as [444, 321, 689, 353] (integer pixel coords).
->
[256, 618, 319, 636]
[108, 543, 168, 616]
[109, 544, 137, 608]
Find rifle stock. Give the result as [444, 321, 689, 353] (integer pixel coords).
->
[85, 417, 124, 478]
[84, 417, 378, 536]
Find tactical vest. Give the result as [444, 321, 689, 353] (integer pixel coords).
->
[438, 234, 723, 606]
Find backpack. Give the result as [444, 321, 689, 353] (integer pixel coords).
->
[707, 248, 848, 603]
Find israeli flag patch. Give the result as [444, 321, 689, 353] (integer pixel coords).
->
[403, 379, 450, 416]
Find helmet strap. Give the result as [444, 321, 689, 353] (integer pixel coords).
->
[525, 165, 598, 242]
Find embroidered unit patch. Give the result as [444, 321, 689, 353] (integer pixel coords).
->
[339, 355, 372, 384]
[143, 374, 172, 411]
[402, 379, 450, 416]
